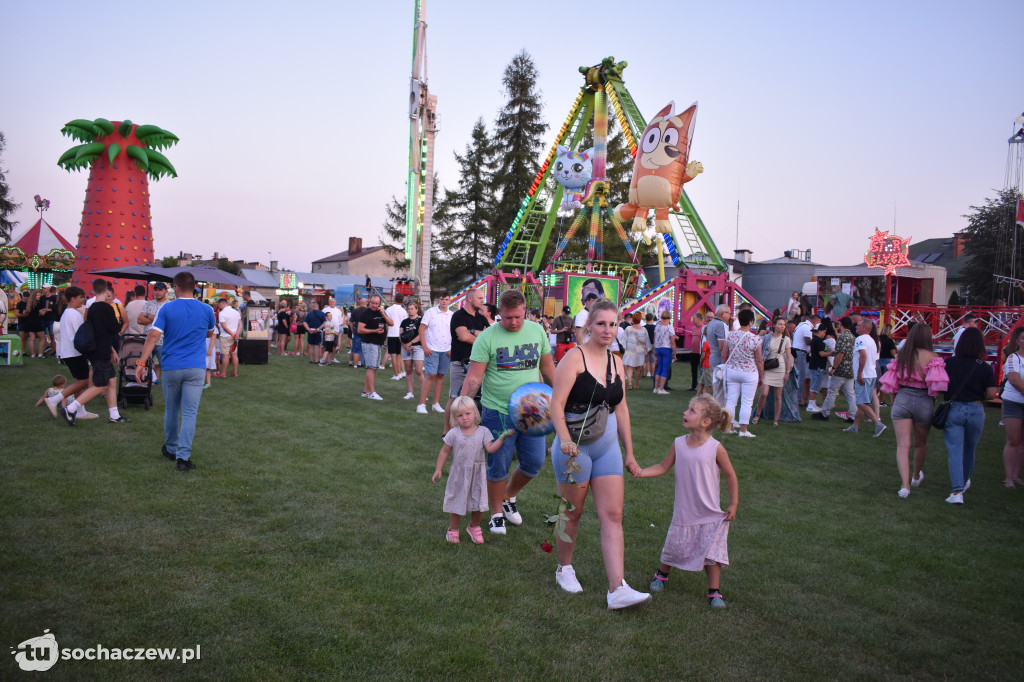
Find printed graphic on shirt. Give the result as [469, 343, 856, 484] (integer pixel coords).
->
[496, 343, 541, 371]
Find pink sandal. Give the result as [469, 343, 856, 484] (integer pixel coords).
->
[446, 529, 460, 543]
[466, 525, 484, 544]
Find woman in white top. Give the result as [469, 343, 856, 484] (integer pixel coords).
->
[722, 308, 764, 437]
[1001, 327, 1024, 487]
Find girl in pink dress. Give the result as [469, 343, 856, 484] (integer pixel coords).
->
[630, 395, 739, 608]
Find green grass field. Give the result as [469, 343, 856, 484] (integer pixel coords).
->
[2, 353, 1022, 680]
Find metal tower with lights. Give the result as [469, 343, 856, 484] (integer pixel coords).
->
[405, 0, 438, 301]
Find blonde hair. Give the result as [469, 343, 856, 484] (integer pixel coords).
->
[449, 396, 481, 428]
[688, 394, 731, 432]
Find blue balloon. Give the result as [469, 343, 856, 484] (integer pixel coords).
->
[507, 383, 554, 436]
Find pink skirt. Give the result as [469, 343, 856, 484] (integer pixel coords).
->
[660, 519, 730, 571]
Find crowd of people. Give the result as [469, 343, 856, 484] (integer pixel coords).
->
[13, 278, 1023, 609]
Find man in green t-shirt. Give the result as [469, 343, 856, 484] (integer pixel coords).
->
[461, 289, 555, 535]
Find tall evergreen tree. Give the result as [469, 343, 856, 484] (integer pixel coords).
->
[0, 132, 19, 245]
[960, 187, 1023, 304]
[436, 118, 496, 288]
[491, 50, 548, 246]
[378, 174, 453, 294]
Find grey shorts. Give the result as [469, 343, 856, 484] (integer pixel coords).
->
[362, 343, 384, 369]
[890, 387, 934, 425]
[449, 360, 469, 398]
[1003, 398, 1024, 421]
[701, 366, 714, 387]
[795, 349, 809, 380]
[401, 345, 424, 362]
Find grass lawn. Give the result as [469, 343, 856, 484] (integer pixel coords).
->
[2, 353, 1022, 680]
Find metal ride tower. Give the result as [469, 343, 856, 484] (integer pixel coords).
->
[405, 0, 438, 301]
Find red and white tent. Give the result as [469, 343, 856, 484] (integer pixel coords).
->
[10, 218, 76, 255]
[0, 218, 77, 273]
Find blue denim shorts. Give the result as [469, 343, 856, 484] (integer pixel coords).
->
[482, 407, 547, 481]
[855, 377, 876, 405]
[809, 368, 825, 392]
[352, 336, 362, 354]
[1003, 398, 1024, 421]
[424, 349, 451, 375]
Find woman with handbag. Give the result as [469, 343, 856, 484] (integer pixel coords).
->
[1000, 327, 1024, 488]
[753, 317, 792, 426]
[941, 328, 997, 504]
[722, 308, 764, 437]
[878, 324, 948, 498]
[549, 299, 649, 609]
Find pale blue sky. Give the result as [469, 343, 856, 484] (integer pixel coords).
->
[4, 1, 1021, 272]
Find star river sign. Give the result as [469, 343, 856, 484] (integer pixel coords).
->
[864, 228, 912, 276]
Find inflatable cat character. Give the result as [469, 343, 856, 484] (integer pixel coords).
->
[552, 145, 594, 211]
[614, 101, 703, 234]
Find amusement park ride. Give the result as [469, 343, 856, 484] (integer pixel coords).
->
[445, 57, 765, 348]
[404, 0, 438, 302]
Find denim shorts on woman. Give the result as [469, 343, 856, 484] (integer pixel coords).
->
[891, 386, 934, 424]
[1003, 398, 1024, 421]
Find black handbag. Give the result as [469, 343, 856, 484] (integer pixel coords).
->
[762, 336, 783, 371]
[565, 349, 613, 445]
[932, 361, 980, 430]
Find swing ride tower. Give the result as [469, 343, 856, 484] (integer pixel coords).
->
[405, 0, 438, 301]
[451, 58, 765, 349]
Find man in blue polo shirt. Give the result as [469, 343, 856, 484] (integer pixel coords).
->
[135, 271, 215, 472]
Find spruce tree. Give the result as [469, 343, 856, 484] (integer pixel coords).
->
[378, 174, 453, 294]
[0, 132, 19, 245]
[436, 118, 496, 289]
[491, 50, 548, 248]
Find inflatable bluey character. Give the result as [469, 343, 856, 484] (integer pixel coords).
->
[552, 145, 594, 211]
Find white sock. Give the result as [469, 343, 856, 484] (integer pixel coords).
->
[109, 407, 121, 420]
[67, 400, 81, 415]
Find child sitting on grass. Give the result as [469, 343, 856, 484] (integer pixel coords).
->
[36, 374, 67, 409]
[628, 394, 739, 608]
[432, 396, 512, 544]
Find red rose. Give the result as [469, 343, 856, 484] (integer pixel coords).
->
[540, 541, 553, 553]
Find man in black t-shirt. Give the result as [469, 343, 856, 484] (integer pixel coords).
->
[348, 298, 367, 367]
[807, 324, 829, 411]
[356, 294, 392, 400]
[445, 287, 489, 432]
[59, 289, 131, 425]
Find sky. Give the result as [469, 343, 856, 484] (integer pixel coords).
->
[4, 0, 1022, 274]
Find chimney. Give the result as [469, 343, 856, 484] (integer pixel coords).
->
[349, 237, 363, 256]
[733, 249, 752, 264]
[270, 260, 278, 272]
[952, 232, 967, 258]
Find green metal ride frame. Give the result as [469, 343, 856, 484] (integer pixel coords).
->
[493, 57, 726, 275]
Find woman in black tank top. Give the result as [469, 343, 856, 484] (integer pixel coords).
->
[548, 299, 650, 609]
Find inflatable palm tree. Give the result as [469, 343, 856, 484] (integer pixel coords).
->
[58, 118, 178, 300]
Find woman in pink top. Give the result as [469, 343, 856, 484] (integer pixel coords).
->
[879, 324, 948, 498]
[630, 394, 738, 608]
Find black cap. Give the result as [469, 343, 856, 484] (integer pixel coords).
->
[153, 282, 167, 289]
[562, 306, 571, 314]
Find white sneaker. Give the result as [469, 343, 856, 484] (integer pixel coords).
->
[911, 471, 924, 487]
[403, 392, 415, 400]
[360, 392, 369, 398]
[416, 404, 428, 414]
[398, 371, 406, 379]
[964, 478, 971, 492]
[45, 395, 61, 418]
[390, 374, 402, 380]
[607, 580, 651, 610]
[332, 359, 340, 364]
[738, 430, 757, 438]
[555, 565, 583, 594]
[368, 392, 383, 401]
[806, 404, 819, 413]
[946, 492, 964, 505]
[502, 497, 522, 525]
[78, 410, 100, 420]
[431, 402, 445, 413]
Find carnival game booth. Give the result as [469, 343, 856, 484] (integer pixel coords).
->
[813, 262, 947, 321]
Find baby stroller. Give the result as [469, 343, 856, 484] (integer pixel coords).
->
[117, 334, 154, 410]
